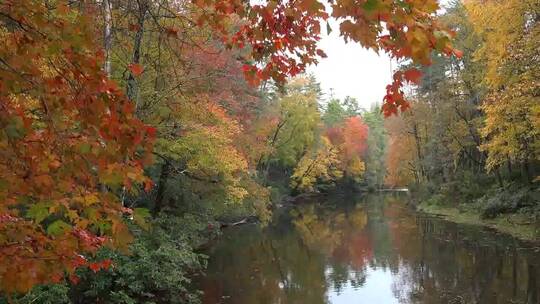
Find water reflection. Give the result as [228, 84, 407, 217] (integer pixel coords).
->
[199, 194, 540, 304]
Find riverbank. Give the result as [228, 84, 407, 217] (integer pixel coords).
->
[417, 202, 539, 242]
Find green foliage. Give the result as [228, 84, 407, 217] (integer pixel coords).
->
[476, 184, 539, 219]
[69, 215, 208, 304]
[271, 78, 322, 167]
[363, 105, 387, 188]
[1, 284, 70, 304]
[322, 96, 360, 127]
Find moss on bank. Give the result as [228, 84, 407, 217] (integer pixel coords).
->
[417, 202, 540, 242]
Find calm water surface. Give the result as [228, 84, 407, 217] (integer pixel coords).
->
[199, 194, 540, 304]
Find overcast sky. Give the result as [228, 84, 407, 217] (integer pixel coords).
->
[307, 24, 393, 110]
[307, 0, 451, 110]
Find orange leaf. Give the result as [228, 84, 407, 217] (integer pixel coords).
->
[128, 63, 144, 76]
[165, 27, 179, 37]
[69, 274, 80, 285]
[453, 49, 463, 59]
[316, 49, 327, 58]
[146, 126, 157, 138]
[144, 179, 153, 192]
[128, 23, 141, 32]
[100, 259, 112, 270]
[403, 68, 422, 84]
[89, 262, 100, 273]
[274, 39, 283, 49]
[51, 273, 63, 283]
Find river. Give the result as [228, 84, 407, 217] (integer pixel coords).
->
[197, 194, 540, 304]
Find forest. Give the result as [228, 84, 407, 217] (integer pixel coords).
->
[0, 0, 538, 303]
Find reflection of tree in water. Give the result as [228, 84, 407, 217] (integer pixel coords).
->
[291, 203, 372, 294]
[378, 196, 540, 304]
[200, 194, 540, 304]
[200, 223, 330, 304]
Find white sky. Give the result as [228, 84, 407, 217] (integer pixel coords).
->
[307, 21, 394, 110]
[307, 0, 452, 110]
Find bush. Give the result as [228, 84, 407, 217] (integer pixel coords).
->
[478, 184, 538, 219]
[424, 193, 448, 207]
[69, 215, 208, 304]
[3, 215, 211, 304]
[0, 284, 71, 304]
[439, 170, 493, 204]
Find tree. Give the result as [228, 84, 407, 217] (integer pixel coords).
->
[323, 98, 349, 127]
[0, 0, 462, 294]
[382, 0, 538, 212]
[384, 115, 416, 187]
[325, 116, 369, 182]
[322, 96, 360, 127]
[363, 105, 387, 188]
[196, 0, 461, 114]
[466, 0, 539, 88]
[467, 0, 539, 182]
[94, 0, 272, 219]
[480, 23, 540, 181]
[0, 1, 153, 292]
[290, 137, 342, 193]
[259, 77, 322, 175]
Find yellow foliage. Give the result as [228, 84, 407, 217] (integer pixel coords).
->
[290, 137, 343, 192]
[466, 0, 539, 88]
[479, 18, 540, 173]
[346, 156, 366, 182]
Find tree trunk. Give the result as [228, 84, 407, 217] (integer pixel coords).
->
[126, 1, 147, 106]
[495, 168, 504, 188]
[153, 162, 171, 215]
[507, 157, 513, 178]
[527, 264, 538, 304]
[412, 123, 426, 181]
[103, 0, 112, 76]
[522, 159, 532, 184]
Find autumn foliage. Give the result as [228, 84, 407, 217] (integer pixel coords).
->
[0, 1, 153, 292]
[325, 116, 369, 177]
[0, 0, 461, 296]
[195, 0, 461, 115]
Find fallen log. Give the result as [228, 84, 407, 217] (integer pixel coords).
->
[219, 216, 258, 229]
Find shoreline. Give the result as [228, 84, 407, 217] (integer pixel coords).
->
[416, 202, 539, 242]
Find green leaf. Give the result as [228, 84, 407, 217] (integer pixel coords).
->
[96, 220, 112, 235]
[5, 116, 25, 139]
[47, 220, 72, 236]
[0, 179, 8, 191]
[133, 208, 151, 230]
[326, 21, 332, 35]
[99, 170, 124, 189]
[27, 202, 51, 224]
[435, 36, 450, 52]
[396, 0, 410, 9]
[362, 0, 379, 12]
[79, 143, 92, 154]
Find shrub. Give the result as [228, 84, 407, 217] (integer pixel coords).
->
[69, 216, 207, 304]
[479, 184, 538, 219]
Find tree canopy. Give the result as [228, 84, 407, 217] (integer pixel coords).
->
[0, 0, 461, 296]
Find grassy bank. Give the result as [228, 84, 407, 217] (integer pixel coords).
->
[417, 202, 540, 242]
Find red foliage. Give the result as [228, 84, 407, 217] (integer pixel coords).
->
[195, 0, 461, 113]
[342, 116, 369, 161]
[325, 126, 345, 147]
[0, 1, 153, 292]
[325, 116, 369, 162]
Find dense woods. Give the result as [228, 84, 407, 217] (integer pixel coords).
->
[0, 0, 537, 303]
[385, 0, 539, 220]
